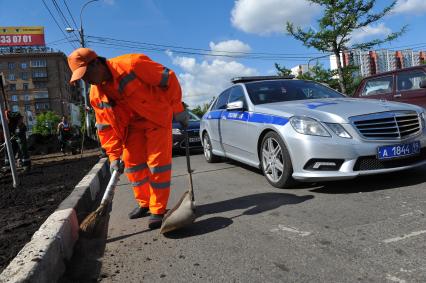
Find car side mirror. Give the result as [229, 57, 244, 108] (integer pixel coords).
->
[420, 79, 426, 89]
[226, 101, 244, 111]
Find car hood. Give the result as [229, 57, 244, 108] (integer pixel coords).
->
[253, 98, 421, 123]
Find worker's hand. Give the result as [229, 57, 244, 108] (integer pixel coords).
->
[174, 111, 189, 129]
[110, 159, 124, 174]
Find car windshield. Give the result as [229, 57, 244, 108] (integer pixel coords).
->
[188, 111, 200, 121]
[245, 80, 345, 105]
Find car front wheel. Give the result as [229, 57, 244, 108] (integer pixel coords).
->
[203, 132, 220, 163]
[260, 132, 294, 188]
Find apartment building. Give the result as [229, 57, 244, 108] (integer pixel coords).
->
[330, 49, 426, 77]
[0, 47, 80, 130]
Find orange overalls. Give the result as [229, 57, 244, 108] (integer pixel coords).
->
[90, 54, 184, 214]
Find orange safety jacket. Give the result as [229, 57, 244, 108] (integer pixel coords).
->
[90, 54, 184, 161]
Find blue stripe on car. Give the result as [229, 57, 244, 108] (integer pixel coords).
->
[204, 111, 288, 126]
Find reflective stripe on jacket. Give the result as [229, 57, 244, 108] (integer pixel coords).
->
[90, 53, 184, 161]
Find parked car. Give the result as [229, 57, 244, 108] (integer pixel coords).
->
[200, 76, 426, 188]
[172, 110, 202, 151]
[353, 66, 426, 109]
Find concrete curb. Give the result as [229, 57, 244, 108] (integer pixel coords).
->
[0, 158, 110, 283]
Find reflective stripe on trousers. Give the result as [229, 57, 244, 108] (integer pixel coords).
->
[122, 120, 172, 214]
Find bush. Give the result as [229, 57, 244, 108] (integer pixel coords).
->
[32, 111, 61, 136]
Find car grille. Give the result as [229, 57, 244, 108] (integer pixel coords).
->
[353, 148, 426, 171]
[350, 111, 421, 140]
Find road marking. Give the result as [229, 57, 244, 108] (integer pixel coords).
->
[270, 225, 311, 236]
[386, 274, 406, 283]
[383, 230, 426, 243]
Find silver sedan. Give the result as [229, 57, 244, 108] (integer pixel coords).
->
[200, 76, 426, 188]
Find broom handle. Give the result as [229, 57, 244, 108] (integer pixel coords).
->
[100, 170, 120, 206]
[184, 129, 194, 201]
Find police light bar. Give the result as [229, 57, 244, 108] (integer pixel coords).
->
[231, 75, 295, 84]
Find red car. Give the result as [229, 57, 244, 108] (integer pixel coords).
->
[353, 66, 426, 109]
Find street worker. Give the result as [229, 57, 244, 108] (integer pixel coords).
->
[67, 48, 188, 229]
[57, 116, 72, 154]
[2, 111, 31, 172]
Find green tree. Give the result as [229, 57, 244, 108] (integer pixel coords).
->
[275, 63, 293, 76]
[191, 101, 213, 117]
[33, 111, 61, 136]
[286, 0, 406, 94]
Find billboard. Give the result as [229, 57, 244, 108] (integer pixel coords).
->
[0, 26, 45, 47]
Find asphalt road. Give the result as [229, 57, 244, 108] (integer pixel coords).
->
[70, 152, 426, 282]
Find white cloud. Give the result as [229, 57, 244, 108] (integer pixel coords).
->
[231, 0, 321, 35]
[104, 0, 115, 5]
[350, 23, 392, 45]
[167, 42, 258, 107]
[394, 0, 426, 15]
[209, 40, 251, 60]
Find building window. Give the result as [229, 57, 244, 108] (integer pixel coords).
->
[34, 92, 49, 99]
[24, 95, 31, 101]
[8, 73, 16, 80]
[34, 82, 47, 89]
[23, 83, 29, 90]
[36, 103, 50, 110]
[32, 70, 48, 78]
[8, 62, 15, 70]
[30, 60, 47, 67]
[11, 95, 18, 102]
[9, 84, 16, 91]
[21, 72, 29, 80]
[21, 62, 28, 69]
[25, 105, 31, 111]
[12, 105, 19, 112]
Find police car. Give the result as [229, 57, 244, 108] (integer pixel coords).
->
[200, 76, 426, 188]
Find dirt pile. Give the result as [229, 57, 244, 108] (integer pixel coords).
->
[0, 149, 101, 273]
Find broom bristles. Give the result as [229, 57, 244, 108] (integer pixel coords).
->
[79, 203, 108, 235]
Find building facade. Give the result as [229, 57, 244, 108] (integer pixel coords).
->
[330, 49, 426, 77]
[0, 47, 80, 131]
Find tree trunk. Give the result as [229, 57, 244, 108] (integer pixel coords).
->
[334, 50, 347, 94]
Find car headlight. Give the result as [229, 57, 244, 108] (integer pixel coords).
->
[172, 128, 182, 135]
[325, 123, 352, 139]
[289, 116, 331, 137]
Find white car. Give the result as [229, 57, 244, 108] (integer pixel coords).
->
[200, 76, 426, 188]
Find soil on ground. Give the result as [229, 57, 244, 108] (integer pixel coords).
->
[0, 148, 102, 273]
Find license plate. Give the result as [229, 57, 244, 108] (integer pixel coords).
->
[377, 141, 421, 160]
[189, 137, 200, 143]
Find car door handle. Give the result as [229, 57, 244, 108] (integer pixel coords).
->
[394, 93, 402, 98]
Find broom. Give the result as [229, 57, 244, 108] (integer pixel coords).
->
[80, 170, 121, 235]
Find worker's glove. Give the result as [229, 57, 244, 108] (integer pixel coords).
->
[110, 159, 124, 174]
[174, 111, 189, 129]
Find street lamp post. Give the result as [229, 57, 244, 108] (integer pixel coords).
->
[66, 0, 99, 138]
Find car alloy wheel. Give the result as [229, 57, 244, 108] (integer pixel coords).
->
[260, 131, 294, 188]
[203, 133, 220, 163]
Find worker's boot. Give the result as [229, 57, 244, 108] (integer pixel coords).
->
[128, 206, 149, 219]
[148, 214, 164, 230]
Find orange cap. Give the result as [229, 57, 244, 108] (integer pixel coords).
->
[67, 48, 98, 83]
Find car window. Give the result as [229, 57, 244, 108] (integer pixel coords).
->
[396, 71, 426, 91]
[361, 76, 393, 96]
[228, 86, 246, 104]
[212, 89, 231, 110]
[245, 80, 344, 105]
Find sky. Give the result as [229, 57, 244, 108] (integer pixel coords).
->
[1, 0, 426, 107]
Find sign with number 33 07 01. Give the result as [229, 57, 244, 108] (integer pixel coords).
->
[0, 26, 45, 47]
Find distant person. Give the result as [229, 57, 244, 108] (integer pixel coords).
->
[67, 48, 188, 229]
[57, 116, 72, 154]
[2, 111, 31, 171]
